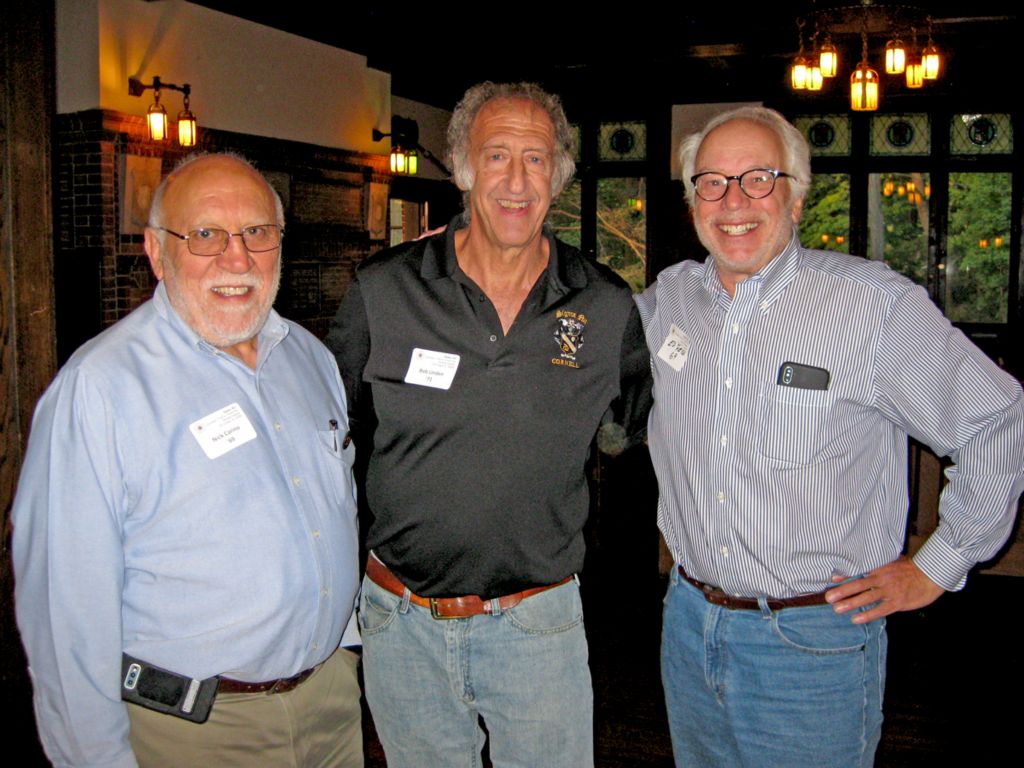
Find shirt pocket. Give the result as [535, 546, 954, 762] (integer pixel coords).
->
[316, 427, 356, 507]
[759, 386, 832, 465]
[318, 427, 355, 464]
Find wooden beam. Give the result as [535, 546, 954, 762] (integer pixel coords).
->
[1, 2, 56, 762]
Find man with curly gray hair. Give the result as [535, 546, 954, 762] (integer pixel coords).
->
[447, 81, 577, 203]
[328, 82, 651, 767]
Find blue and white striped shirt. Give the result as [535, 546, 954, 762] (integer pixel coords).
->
[636, 237, 1024, 598]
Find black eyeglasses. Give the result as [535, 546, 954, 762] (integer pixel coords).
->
[690, 169, 795, 202]
[156, 225, 284, 256]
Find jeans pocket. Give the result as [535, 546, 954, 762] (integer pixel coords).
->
[504, 582, 584, 635]
[358, 579, 401, 635]
[771, 607, 867, 654]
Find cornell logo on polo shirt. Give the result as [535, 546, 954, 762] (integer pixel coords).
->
[552, 309, 587, 369]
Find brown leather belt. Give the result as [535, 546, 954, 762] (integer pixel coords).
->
[218, 666, 315, 694]
[678, 566, 829, 611]
[366, 555, 572, 620]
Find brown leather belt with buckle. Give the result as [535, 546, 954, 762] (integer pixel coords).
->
[217, 666, 315, 694]
[366, 555, 572, 620]
[678, 566, 829, 611]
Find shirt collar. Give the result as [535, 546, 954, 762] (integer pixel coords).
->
[421, 213, 587, 294]
[152, 280, 287, 362]
[702, 233, 803, 309]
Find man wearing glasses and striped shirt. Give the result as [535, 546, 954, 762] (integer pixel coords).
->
[637, 107, 1024, 768]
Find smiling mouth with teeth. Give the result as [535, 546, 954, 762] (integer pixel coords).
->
[211, 286, 253, 297]
[718, 222, 759, 235]
[498, 199, 530, 209]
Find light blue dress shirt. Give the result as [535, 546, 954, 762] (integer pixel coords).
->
[13, 283, 360, 768]
[637, 237, 1024, 599]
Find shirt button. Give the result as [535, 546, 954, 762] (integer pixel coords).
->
[313, 530, 321, 539]
[312, 642, 319, 650]
[760, 301, 769, 311]
[292, 477, 301, 487]
[489, 334, 497, 342]
[725, 377, 733, 389]
[321, 588, 329, 597]
[274, 422, 282, 431]
[716, 491, 725, 503]
[720, 435, 727, 446]
[732, 322, 739, 335]
[720, 546, 729, 556]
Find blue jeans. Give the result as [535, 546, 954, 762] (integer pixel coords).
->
[359, 573, 593, 768]
[661, 568, 886, 768]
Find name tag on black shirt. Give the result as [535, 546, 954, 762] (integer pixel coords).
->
[777, 361, 830, 391]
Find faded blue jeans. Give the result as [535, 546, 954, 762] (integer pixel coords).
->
[661, 568, 886, 768]
[359, 573, 593, 768]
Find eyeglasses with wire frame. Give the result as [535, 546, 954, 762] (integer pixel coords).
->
[155, 225, 285, 256]
[690, 169, 795, 202]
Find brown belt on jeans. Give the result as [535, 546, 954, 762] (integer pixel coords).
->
[678, 565, 829, 611]
[366, 555, 572, 620]
[218, 666, 316, 694]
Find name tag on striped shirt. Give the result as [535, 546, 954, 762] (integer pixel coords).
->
[657, 324, 690, 372]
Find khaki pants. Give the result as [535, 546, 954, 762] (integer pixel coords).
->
[128, 648, 363, 768]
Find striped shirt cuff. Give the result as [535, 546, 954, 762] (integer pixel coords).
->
[912, 532, 972, 592]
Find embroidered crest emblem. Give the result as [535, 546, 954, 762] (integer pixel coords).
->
[552, 310, 587, 368]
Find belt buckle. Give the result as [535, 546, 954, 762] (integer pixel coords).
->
[430, 598, 460, 620]
[266, 678, 287, 694]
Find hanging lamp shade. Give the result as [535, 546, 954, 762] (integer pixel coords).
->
[389, 148, 408, 174]
[850, 64, 879, 111]
[176, 90, 197, 147]
[791, 57, 809, 89]
[819, 42, 838, 77]
[176, 91, 197, 147]
[177, 109, 197, 147]
[922, 44, 941, 79]
[807, 66, 824, 91]
[905, 61, 924, 88]
[885, 39, 906, 74]
[147, 97, 168, 141]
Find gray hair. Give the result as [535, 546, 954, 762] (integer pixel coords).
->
[147, 152, 285, 248]
[678, 106, 811, 210]
[447, 82, 575, 199]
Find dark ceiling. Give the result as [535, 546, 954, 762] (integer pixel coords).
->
[196, 2, 1019, 114]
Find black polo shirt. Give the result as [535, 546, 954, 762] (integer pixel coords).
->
[327, 218, 651, 598]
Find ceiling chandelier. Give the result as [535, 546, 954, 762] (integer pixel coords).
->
[789, 3, 943, 111]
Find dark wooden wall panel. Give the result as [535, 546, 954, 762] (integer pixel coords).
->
[2, 3, 57, 764]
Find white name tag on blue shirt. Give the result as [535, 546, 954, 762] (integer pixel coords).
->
[189, 403, 258, 459]
[404, 348, 460, 390]
[657, 324, 690, 371]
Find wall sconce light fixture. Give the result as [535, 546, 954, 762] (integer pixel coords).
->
[129, 76, 198, 147]
[372, 116, 450, 177]
[373, 116, 420, 176]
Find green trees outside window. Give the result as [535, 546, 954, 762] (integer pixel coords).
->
[799, 171, 1010, 323]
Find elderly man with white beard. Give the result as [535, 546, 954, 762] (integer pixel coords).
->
[13, 154, 363, 768]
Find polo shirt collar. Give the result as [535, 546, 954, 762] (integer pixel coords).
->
[421, 213, 588, 294]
